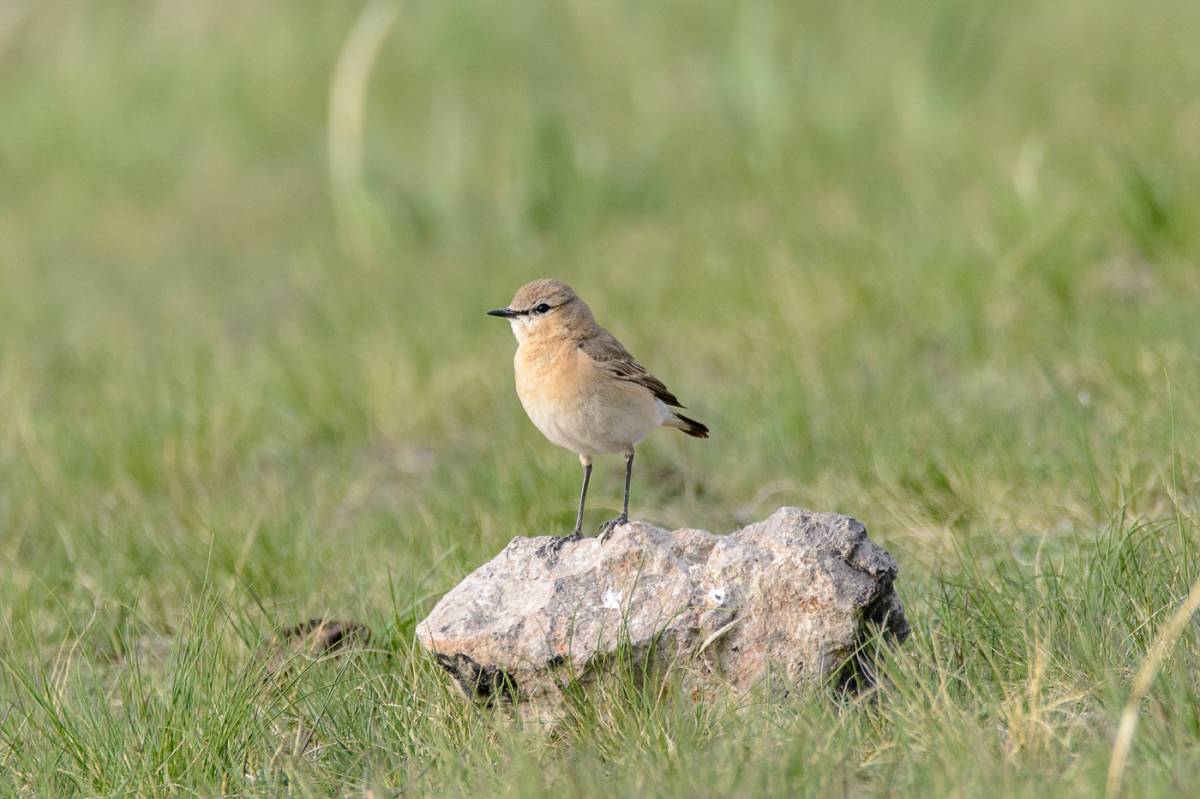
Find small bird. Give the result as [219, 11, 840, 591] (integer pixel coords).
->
[488, 279, 708, 547]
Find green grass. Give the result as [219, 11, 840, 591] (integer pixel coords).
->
[2, 0, 1200, 795]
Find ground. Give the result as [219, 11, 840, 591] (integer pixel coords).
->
[2, 1, 1200, 796]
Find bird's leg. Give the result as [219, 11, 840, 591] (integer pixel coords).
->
[573, 456, 592, 536]
[599, 449, 634, 542]
[620, 449, 633, 520]
[541, 456, 590, 556]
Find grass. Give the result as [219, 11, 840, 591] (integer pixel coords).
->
[1, 0, 1199, 795]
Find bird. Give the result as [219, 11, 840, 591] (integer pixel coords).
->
[487, 278, 708, 548]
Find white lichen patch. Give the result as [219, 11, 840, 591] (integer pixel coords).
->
[602, 588, 622, 610]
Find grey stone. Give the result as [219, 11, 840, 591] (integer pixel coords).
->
[417, 507, 908, 720]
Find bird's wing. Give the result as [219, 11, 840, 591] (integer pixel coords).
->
[579, 331, 685, 408]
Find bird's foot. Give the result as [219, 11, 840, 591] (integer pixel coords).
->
[538, 532, 583, 557]
[597, 515, 629, 543]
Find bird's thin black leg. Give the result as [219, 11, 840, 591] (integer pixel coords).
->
[574, 460, 592, 536]
[599, 450, 634, 542]
[541, 458, 590, 557]
[620, 449, 633, 520]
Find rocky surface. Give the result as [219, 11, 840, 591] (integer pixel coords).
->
[264, 618, 371, 678]
[417, 507, 909, 720]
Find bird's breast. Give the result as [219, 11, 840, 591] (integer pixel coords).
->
[513, 341, 661, 455]
[514, 341, 591, 412]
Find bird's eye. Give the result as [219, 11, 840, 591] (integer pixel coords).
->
[534, 303, 551, 314]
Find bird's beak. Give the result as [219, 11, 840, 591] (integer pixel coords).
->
[487, 308, 518, 318]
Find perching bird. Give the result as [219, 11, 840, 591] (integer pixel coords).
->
[488, 279, 708, 547]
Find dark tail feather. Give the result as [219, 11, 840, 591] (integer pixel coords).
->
[670, 412, 709, 439]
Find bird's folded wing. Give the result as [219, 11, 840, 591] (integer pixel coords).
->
[579, 332, 684, 408]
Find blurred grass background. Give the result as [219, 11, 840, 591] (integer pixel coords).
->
[1, 0, 1199, 795]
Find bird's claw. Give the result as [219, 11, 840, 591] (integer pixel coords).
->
[539, 532, 582, 557]
[598, 515, 629, 543]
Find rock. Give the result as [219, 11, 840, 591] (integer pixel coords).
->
[278, 618, 371, 654]
[262, 618, 371, 682]
[417, 507, 909, 721]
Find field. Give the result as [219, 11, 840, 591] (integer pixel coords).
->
[3, 1, 1200, 795]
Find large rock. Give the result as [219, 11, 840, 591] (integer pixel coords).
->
[417, 507, 909, 720]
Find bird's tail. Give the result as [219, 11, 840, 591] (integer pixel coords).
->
[666, 412, 709, 439]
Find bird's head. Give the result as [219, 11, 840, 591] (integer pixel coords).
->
[487, 279, 592, 343]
